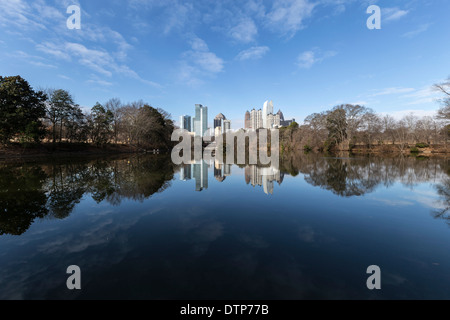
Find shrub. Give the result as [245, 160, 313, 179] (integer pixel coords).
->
[410, 147, 420, 153]
[415, 143, 429, 148]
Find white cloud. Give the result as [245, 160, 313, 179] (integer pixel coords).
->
[236, 46, 269, 61]
[229, 18, 258, 43]
[296, 49, 336, 68]
[86, 79, 114, 87]
[178, 36, 224, 86]
[383, 7, 409, 22]
[267, 0, 316, 37]
[370, 87, 415, 97]
[380, 109, 437, 121]
[401, 86, 441, 106]
[403, 24, 430, 38]
[36, 41, 161, 88]
[297, 51, 316, 68]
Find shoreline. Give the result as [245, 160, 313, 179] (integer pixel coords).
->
[0, 143, 164, 161]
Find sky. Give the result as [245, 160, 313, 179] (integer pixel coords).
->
[1, 0, 449, 129]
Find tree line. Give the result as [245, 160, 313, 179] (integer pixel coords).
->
[281, 77, 450, 153]
[0, 75, 174, 150]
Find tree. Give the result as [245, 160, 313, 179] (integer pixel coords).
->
[326, 107, 347, 147]
[65, 105, 87, 143]
[381, 115, 397, 145]
[0, 75, 46, 144]
[104, 98, 122, 144]
[89, 102, 114, 146]
[46, 89, 75, 144]
[434, 77, 450, 121]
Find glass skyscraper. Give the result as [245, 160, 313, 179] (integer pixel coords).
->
[193, 104, 208, 137]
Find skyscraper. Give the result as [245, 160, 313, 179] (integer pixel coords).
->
[214, 113, 226, 136]
[223, 120, 231, 132]
[250, 108, 263, 130]
[180, 115, 192, 131]
[193, 104, 208, 137]
[245, 111, 251, 129]
[262, 100, 274, 128]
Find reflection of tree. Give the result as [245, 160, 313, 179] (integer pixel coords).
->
[0, 166, 49, 235]
[281, 151, 449, 198]
[432, 177, 450, 225]
[0, 155, 175, 236]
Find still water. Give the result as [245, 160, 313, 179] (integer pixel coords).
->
[0, 154, 449, 299]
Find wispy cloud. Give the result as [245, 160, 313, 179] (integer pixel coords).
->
[229, 18, 258, 43]
[380, 109, 437, 120]
[403, 24, 430, 38]
[178, 36, 224, 86]
[266, 0, 316, 37]
[383, 7, 409, 22]
[401, 86, 440, 106]
[296, 49, 336, 69]
[236, 46, 269, 61]
[36, 41, 161, 88]
[370, 87, 415, 97]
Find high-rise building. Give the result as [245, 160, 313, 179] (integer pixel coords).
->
[214, 113, 226, 136]
[223, 120, 231, 132]
[246, 103, 293, 129]
[193, 104, 208, 137]
[262, 100, 274, 129]
[180, 115, 192, 131]
[250, 108, 263, 130]
[245, 111, 251, 129]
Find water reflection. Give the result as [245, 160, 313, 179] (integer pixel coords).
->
[0, 155, 175, 236]
[177, 153, 449, 198]
[1, 154, 449, 236]
[0, 153, 449, 299]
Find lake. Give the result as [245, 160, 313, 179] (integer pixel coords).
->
[0, 153, 449, 299]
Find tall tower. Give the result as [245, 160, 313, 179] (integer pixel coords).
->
[214, 113, 226, 136]
[223, 120, 231, 132]
[262, 100, 273, 128]
[245, 111, 251, 129]
[180, 115, 192, 131]
[193, 104, 208, 137]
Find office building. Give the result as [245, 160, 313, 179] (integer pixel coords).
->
[223, 120, 231, 132]
[214, 113, 226, 136]
[193, 104, 208, 137]
[245, 111, 251, 129]
[180, 115, 192, 131]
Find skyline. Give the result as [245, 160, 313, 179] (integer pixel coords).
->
[1, 0, 450, 129]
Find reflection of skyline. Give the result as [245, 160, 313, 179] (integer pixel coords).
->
[214, 161, 232, 182]
[181, 161, 209, 191]
[245, 165, 284, 195]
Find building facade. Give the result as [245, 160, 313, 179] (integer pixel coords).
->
[246, 103, 295, 130]
[250, 108, 263, 130]
[223, 120, 231, 132]
[193, 104, 208, 137]
[245, 111, 251, 129]
[180, 115, 192, 131]
[214, 113, 226, 136]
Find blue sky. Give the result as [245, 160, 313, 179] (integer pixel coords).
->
[1, 0, 449, 128]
